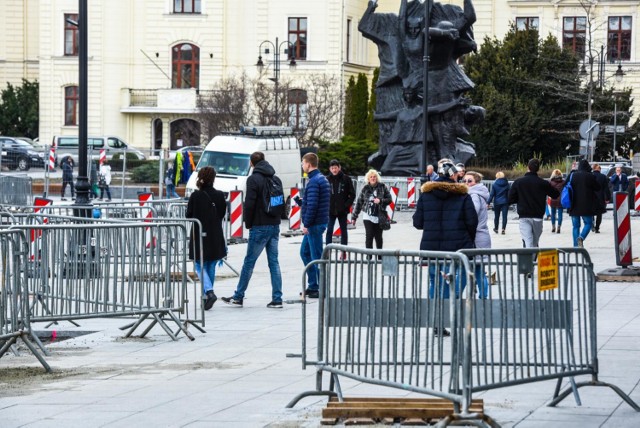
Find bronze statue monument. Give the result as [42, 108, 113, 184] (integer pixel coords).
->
[359, 0, 484, 176]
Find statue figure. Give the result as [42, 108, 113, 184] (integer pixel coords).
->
[359, 0, 485, 176]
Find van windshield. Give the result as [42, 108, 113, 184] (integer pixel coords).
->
[197, 151, 251, 176]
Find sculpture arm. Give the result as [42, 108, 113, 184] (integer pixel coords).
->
[374, 109, 400, 120]
[427, 97, 468, 115]
[398, 0, 408, 39]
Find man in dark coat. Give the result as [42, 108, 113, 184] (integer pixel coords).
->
[592, 164, 611, 233]
[186, 167, 227, 310]
[508, 159, 559, 248]
[569, 160, 601, 247]
[325, 159, 356, 248]
[222, 152, 284, 308]
[413, 160, 478, 307]
[61, 157, 75, 200]
[610, 166, 629, 192]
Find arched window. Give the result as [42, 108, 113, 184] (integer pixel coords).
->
[172, 43, 200, 89]
[64, 86, 79, 126]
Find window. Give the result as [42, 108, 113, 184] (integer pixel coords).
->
[288, 89, 308, 131]
[64, 86, 79, 126]
[563, 17, 586, 58]
[288, 17, 307, 60]
[346, 19, 352, 62]
[172, 43, 200, 89]
[64, 13, 79, 56]
[515, 17, 539, 31]
[608, 16, 632, 61]
[174, 0, 201, 13]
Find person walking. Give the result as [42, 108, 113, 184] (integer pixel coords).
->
[222, 152, 284, 308]
[487, 171, 510, 235]
[352, 169, 393, 255]
[89, 160, 99, 199]
[548, 169, 565, 234]
[61, 157, 75, 201]
[610, 166, 629, 192]
[165, 162, 180, 199]
[592, 164, 611, 233]
[98, 160, 112, 201]
[463, 171, 491, 298]
[324, 159, 356, 256]
[507, 158, 559, 248]
[299, 153, 330, 299]
[413, 159, 478, 336]
[186, 167, 227, 311]
[568, 159, 601, 247]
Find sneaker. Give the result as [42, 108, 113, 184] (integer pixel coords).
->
[594, 228, 600, 234]
[61, 198, 67, 201]
[203, 290, 217, 311]
[106, 199, 112, 202]
[577, 237, 584, 248]
[493, 228, 498, 234]
[502, 230, 506, 235]
[433, 328, 451, 337]
[221, 296, 243, 307]
[300, 289, 319, 299]
[267, 301, 283, 308]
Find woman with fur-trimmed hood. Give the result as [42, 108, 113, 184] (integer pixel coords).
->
[413, 160, 478, 252]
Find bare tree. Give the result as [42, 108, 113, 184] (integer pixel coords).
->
[296, 74, 343, 146]
[197, 72, 252, 140]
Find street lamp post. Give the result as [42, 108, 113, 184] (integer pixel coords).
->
[74, 0, 90, 208]
[256, 37, 296, 125]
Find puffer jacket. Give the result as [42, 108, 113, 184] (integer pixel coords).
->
[467, 183, 491, 250]
[412, 179, 478, 252]
[327, 171, 356, 216]
[352, 182, 392, 222]
[301, 169, 330, 227]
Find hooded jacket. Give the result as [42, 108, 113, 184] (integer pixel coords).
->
[508, 172, 559, 218]
[244, 160, 281, 229]
[467, 183, 491, 250]
[488, 177, 510, 206]
[569, 160, 601, 217]
[327, 170, 356, 216]
[412, 179, 478, 252]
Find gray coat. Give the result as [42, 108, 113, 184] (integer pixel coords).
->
[468, 183, 491, 250]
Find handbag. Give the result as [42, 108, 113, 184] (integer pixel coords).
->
[560, 173, 573, 209]
[378, 210, 391, 230]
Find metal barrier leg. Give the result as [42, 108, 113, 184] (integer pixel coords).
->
[549, 378, 640, 411]
[222, 259, 240, 277]
[165, 311, 195, 341]
[286, 367, 338, 408]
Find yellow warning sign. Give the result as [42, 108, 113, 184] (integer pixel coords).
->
[538, 249, 559, 292]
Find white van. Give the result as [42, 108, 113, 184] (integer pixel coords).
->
[52, 135, 146, 165]
[186, 126, 301, 204]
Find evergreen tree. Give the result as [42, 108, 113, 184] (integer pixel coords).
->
[343, 76, 356, 137]
[366, 68, 380, 143]
[0, 79, 39, 138]
[352, 73, 369, 141]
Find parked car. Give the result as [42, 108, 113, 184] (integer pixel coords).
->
[0, 136, 46, 170]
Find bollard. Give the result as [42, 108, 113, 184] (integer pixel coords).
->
[289, 187, 301, 231]
[407, 178, 416, 209]
[614, 191, 632, 267]
[229, 190, 244, 239]
[387, 186, 399, 221]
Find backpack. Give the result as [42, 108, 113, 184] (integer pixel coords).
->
[263, 175, 285, 217]
[560, 173, 573, 209]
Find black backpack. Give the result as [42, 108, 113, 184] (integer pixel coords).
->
[263, 175, 285, 217]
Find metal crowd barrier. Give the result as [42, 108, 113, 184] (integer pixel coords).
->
[288, 245, 639, 426]
[0, 229, 50, 371]
[12, 221, 195, 341]
[0, 175, 33, 206]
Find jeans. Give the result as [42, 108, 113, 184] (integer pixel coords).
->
[61, 180, 75, 198]
[519, 218, 543, 248]
[428, 263, 488, 299]
[551, 207, 563, 226]
[493, 204, 508, 230]
[300, 224, 327, 291]
[363, 220, 383, 249]
[100, 185, 111, 200]
[234, 225, 282, 302]
[571, 215, 593, 247]
[195, 260, 217, 294]
[166, 184, 179, 199]
[325, 214, 349, 245]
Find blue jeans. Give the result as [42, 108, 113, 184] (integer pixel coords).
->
[428, 263, 488, 299]
[571, 215, 593, 247]
[493, 204, 508, 230]
[195, 260, 217, 294]
[166, 184, 179, 199]
[551, 207, 563, 226]
[300, 224, 327, 291]
[233, 225, 282, 302]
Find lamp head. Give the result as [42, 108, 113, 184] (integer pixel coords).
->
[256, 55, 264, 72]
[615, 62, 625, 83]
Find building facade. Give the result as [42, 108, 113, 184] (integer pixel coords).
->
[1, 0, 639, 152]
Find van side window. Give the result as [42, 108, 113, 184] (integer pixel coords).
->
[58, 137, 76, 147]
[90, 138, 103, 148]
[108, 138, 124, 149]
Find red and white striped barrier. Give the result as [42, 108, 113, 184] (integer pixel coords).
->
[48, 147, 56, 170]
[229, 190, 244, 239]
[332, 220, 341, 238]
[613, 191, 632, 268]
[635, 180, 640, 211]
[138, 192, 156, 248]
[386, 186, 399, 220]
[289, 187, 301, 230]
[30, 197, 53, 259]
[99, 149, 106, 165]
[407, 178, 416, 208]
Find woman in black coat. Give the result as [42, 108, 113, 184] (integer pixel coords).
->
[186, 166, 227, 310]
[568, 159, 601, 247]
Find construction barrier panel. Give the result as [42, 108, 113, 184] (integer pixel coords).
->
[0, 175, 33, 206]
[613, 191, 633, 267]
[289, 245, 640, 426]
[289, 187, 301, 230]
[0, 228, 51, 371]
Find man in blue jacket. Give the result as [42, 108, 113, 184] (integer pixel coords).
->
[300, 153, 330, 298]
